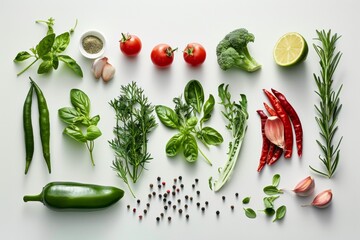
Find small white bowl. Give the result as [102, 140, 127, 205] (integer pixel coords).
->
[79, 30, 106, 59]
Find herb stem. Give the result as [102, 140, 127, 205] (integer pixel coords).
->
[17, 58, 39, 76]
[198, 147, 212, 166]
[86, 141, 95, 166]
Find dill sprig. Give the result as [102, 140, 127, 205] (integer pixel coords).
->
[310, 30, 343, 178]
[109, 82, 157, 197]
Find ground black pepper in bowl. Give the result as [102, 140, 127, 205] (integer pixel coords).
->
[82, 35, 103, 54]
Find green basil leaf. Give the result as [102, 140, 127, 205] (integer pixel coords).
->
[37, 59, 53, 74]
[263, 196, 279, 208]
[58, 55, 83, 77]
[165, 133, 183, 157]
[264, 208, 275, 216]
[155, 105, 180, 129]
[58, 107, 83, 124]
[14, 51, 32, 62]
[243, 208, 256, 219]
[89, 115, 100, 126]
[183, 134, 198, 162]
[86, 125, 102, 141]
[263, 185, 283, 195]
[63, 125, 86, 143]
[242, 197, 251, 204]
[273, 205, 286, 222]
[53, 32, 70, 53]
[70, 89, 90, 116]
[186, 116, 198, 128]
[272, 174, 281, 187]
[52, 55, 59, 70]
[184, 79, 204, 114]
[36, 33, 55, 58]
[201, 94, 215, 123]
[198, 127, 223, 146]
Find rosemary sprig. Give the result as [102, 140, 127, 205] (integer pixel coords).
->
[310, 30, 343, 178]
[109, 82, 157, 197]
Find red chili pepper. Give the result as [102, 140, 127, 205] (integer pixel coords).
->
[271, 88, 303, 157]
[268, 147, 283, 165]
[266, 143, 276, 164]
[263, 89, 293, 158]
[263, 102, 277, 116]
[256, 110, 270, 172]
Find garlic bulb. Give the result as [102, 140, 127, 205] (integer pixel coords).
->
[293, 176, 315, 197]
[264, 116, 285, 149]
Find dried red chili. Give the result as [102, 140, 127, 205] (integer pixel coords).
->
[271, 88, 303, 157]
[263, 89, 293, 158]
[256, 110, 270, 172]
[269, 147, 283, 165]
[263, 102, 277, 116]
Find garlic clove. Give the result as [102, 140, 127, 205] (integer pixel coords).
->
[92, 57, 108, 79]
[293, 176, 315, 197]
[311, 189, 332, 208]
[264, 116, 285, 149]
[102, 62, 115, 82]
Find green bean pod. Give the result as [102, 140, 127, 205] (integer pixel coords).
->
[30, 78, 51, 173]
[23, 85, 34, 174]
[23, 182, 124, 209]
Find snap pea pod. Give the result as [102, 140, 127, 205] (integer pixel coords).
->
[23, 85, 34, 174]
[23, 182, 124, 209]
[30, 78, 51, 173]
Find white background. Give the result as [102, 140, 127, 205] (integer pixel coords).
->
[1, 0, 359, 239]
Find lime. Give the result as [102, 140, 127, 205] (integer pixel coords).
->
[273, 32, 308, 67]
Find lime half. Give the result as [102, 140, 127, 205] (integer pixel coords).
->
[273, 32, 308, 67]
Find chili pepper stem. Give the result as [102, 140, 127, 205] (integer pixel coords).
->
[198, 147, 212, 166]
[23, 194, 42, 203]
[17, 58, 39, 76]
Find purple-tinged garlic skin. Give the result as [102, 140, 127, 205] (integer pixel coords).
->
[311, 189, 332, 208]
[102, 63, 115, 82]
[293, 176, 315, 197]
[92, 57, 108, 79]
[264, 116, 285, 149]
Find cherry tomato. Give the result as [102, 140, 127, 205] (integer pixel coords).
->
[119, 33, 142, 56]
[183, 43, 206, 66]
[150, 44, 177, 68]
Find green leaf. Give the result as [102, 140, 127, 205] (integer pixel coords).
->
[89, 115, 100, 126]
[186, 116, 198, 128]
[272, 174, 281, 187]
[58, 107, 83, 124]
[165, 133, 183, 157]
[184, 79, 204, 114]
[273, 205, 286, 222]
[86, 125, 102, 141]
[37, 59, 53, 74]
[155, 105, 180, 129]
[263, 186, 283, 195]
[201, 94, 215, 123]
[264, 208, 275, 216]
[52, 55, 59, 70]
[183, 134, 198, 162]
[63, 125, 87, 143]
[70, 89, 90, 116]
[197, 127, 223, 146]
[242, 197, 251, 204]
[243, 208, 256, 219]
[58, 55, 83, 77]
[263, 196, 279, 208]
[53, 32, 70, 53]
[36, 33, 55, 58]
[14, 51, 32, 62]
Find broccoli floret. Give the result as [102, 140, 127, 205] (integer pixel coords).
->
[216, 28, 261, 72]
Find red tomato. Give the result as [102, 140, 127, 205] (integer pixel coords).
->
[150, 44, 177, 68]
[119, 33, 142, 56]
[183, 43, 206, 66]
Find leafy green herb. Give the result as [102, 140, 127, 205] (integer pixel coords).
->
[273, 205, 286, 222]
[58, 89, 101, 166]
[263, 196, 279, 209]
[272, 174, 281, 187]
[243, 208, 256, 219]
[212, 84, 248, 191]
[155, 80, 223, 165]
[242, 197, 251, 204]
[109, 82, 157, 198]
[310, 30, 343, 178]
[14, 17, 82, 77]
[263, 185, 283, 195]
[264, 208, 276, 216]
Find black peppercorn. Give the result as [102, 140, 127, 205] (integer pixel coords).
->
[184, 204, 188, 209]
[172, 185, 176, 190]
[168, 216, 171, 221]
[157, 177, 161, 181]
[205, 201, 209, 206]
[178, 176, 182, 181]
[235, 192, 239, 197]
[160, 213, 164, 218]
[222, 196, 226, 201]
[133, 208, 136, 213]
[173, 205, 176, 210]
[190, 197, 193, 201]
[231, 205, 234, 210]
[186, 214, 189, 219]
[139, 215, 143, 220]
[163, 193, 168, 198]
[177, 199, 181, 204]
[185, 195, 189, 200]
[168, 200, 172, 205]
[172, 191, 176, 196]
[127, 205, 130, 209]
[201, 207, 205, 212]
[164, 206, 168, 210]
[152, 191, 156, 196]
[148, 194, 152, 198]
[158, 184, 161, 189]
[192, 184, 195, 188]
[150, 183, 154, 188]
[137, 199, 141, 204]
[178, 209, 183, 214]
[195, 178, 199, 183]
[180, 184, 184, 189]
[216, 210, 220, 215]
[196, 190, 200, 195]
[156, 217, 160, 222]
[144, 209, 148, 214]
[196, 202, 200, 207]
[174, 178, 177, 183]
[146, 203, 150, 208]
[159, 194, 162, 199]
[163, 198, 167, 203]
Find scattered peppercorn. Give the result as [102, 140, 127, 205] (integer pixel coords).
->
[133, 208, 136, 213]
[166, 190, 170, 194]
[163, 198, 167, 203]
[148, 194, 152, 199]
[177, 199, 181, 204]
[180, 184, 184, 189]
[157, 177, 161, 181]
[196, 202, 200, 207]
[137, 199, 141, 204]
[162, 181, 166, 186]
[156, 217, 160, 222]
[173, 205, 176, 210]
[195, 178, 199, 183]
[172, 185, 176, 190]
[205, 201, 209, 206]
[186, 214, 189, 219]
[168, 200, 172, 205]
[164, 193, 168, 198]
[178, 176, 182, 181]
[176, 188, 180, 192]
[127, 205, 130, 209]
[174, 178, 177, 183]
[196, 190, 200, 195]
[235, 192, 239, 197]
[158, 184, 161, 189]
[190, 197, 193, 201]
[231, 205, 234, 210]
[160, 213, 164, 218]
[150, 183, 153, 188]
[192, 184, 195, 188]
[146, 203, 150, 208]
[158, 194, 162, 199]
[164, 206, 168, 210]
[216, 210, 220, 216]
[168, 216, 171, 221]
[184, 204, 188, 209]
[139, 215, 143, 220]
[185, 195, 189, 200]
[179, 209, 183, 214]
[152, 191, 156, 196]
[201, 207, 205, 212]
[144, 209, 148, 214]
[222, 196, 226, 201]
[172, 191, 176, 196]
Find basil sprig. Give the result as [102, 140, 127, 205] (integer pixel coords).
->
[14, 17, 83, 77]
